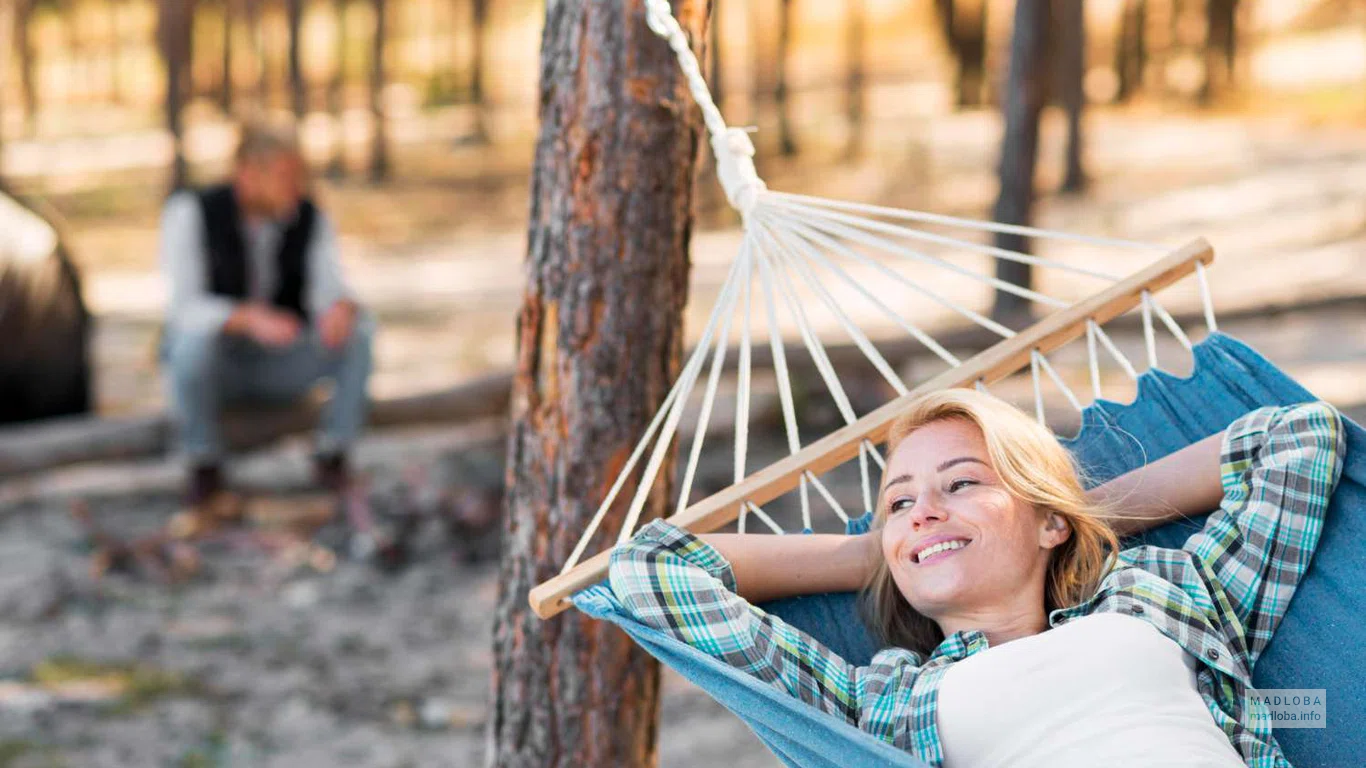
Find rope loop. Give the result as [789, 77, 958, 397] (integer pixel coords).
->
[643, 0, 767, 217]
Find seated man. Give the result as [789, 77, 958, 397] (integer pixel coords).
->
[160, 123, 373, 505]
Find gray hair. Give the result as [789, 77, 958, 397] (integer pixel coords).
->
[234, 122, 301, 166]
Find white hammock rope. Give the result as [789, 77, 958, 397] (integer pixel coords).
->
[764, 213, 967, 368]
[543, 1, 1222, 601]
[768, 195, 1128, 284]
[756, 245, 813, 531]
[771, 211, 1014, 344]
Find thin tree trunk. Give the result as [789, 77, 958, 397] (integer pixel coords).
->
[160, 0, 196, 190]
[220, 0, 234, 114]
[17, 0, 36, 134]
[991, 0, 1051, 325]
[487, 0, 710, 765]
[844, 0, 865, 159]
[287, 0, 306, 119]
[248, 0, 267, 107]
[935, 0, 988, 108]
[1200, 0, 1236, 104]
[709, 0, 723, 108]
[1057, 0, 1086, 192]
[109, 0, 126, 104]
[0, 0, 11, 182]
[469, 0, 489, 142]
[328, 0, 348, 177]
[1115, 0, 1146, 102]
[368, 0, 388, 181]
[775, 0, 797, 155]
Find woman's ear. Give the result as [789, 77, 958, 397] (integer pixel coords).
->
[1039, 511, 1072, 549]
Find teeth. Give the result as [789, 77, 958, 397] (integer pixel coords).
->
[915, 539, 968, 563]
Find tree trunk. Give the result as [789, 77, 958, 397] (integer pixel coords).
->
[159, 0, 196, 190]
[368, 0, 388, 181]
[220, 0, 234, 114]
[0, 191, 92, 425]
[109, 0, 126, 104]
[17, 0, 36, 134]
[469, 0, 489, 142]
[775, 0, 797, 155]
[487, 0, 710, 765]
[0, 0, 11, 181]
[248, 0, 267, 107]
[287, 0, 306, 119]
[844, 0, 865, 159]
[328, 0, 348, 177]
[990, 0, 1050, 326]
[1057, 0, 1086, 193]
[935, 0, 988, 108]
[1200, 0, 1236, 104]
[1114, 0, 1146, 102]
[709, 0, 723, 108]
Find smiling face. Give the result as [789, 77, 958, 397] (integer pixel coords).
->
[879, 417, 1067, 624]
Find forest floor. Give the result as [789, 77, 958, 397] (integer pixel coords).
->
[3, 106, 1366, 767]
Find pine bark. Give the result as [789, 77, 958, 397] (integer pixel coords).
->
[487, 0, 710, 765]
[990, 0, 1050, 325]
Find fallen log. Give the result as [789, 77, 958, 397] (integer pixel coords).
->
[0, 371, 513, 479]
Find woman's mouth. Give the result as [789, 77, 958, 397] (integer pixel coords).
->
[912, 538, 971, 566]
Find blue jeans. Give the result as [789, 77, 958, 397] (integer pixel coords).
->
[164, 316, 374, 461]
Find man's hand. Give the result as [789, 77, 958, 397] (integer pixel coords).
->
[225, 304, 302, 348]
[318, 300, 358, 350]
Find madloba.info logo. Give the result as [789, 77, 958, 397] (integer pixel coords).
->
[1245, 689, 1326, 729]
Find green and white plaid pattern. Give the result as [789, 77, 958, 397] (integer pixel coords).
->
[607, 403, 1344, 767]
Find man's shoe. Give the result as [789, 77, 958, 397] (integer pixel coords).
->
[313, 452, 351, 493]
[186, 464, 224, 507]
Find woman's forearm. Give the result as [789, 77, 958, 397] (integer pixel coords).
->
[1087, 431, 1225, 538]
[698, 531, 882, 603]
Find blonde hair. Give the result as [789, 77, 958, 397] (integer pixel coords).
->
[858, 388, 1119, 655]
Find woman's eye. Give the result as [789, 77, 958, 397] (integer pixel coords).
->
[948, 478, 977, 493]
[889, 498, 916, 513]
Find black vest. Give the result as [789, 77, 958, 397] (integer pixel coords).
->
[196, 184, 317, 321]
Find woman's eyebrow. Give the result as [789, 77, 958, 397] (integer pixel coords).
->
[937, 456, 988, 472]
[882, 457, 989, 491]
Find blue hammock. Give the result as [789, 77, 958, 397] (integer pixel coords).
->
[573, 333, 1366, 768]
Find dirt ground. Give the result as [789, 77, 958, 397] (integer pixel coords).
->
[4, 103, 1366, 767]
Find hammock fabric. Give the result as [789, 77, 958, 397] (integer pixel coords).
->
[574, 333, 1365, 768]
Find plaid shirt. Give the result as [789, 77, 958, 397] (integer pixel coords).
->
[608, 403, 1345, 767]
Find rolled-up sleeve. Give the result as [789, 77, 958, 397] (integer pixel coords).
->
[1183, 402, 1345, 665]
[160, 192, 236, 336]
[608, 520, 866, 726]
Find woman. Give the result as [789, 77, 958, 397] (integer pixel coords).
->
[608, 390, 1344, 767]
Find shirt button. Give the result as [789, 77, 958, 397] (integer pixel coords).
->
[1130, 604, 1145, 615]
[1206, 648, 1221, 662]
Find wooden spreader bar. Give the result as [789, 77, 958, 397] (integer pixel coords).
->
[529, 238, 1214, 618]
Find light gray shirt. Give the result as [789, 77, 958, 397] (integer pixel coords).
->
[159, 190, 353, 336]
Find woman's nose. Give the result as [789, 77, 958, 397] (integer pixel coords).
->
[909, 491, 947, 528]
